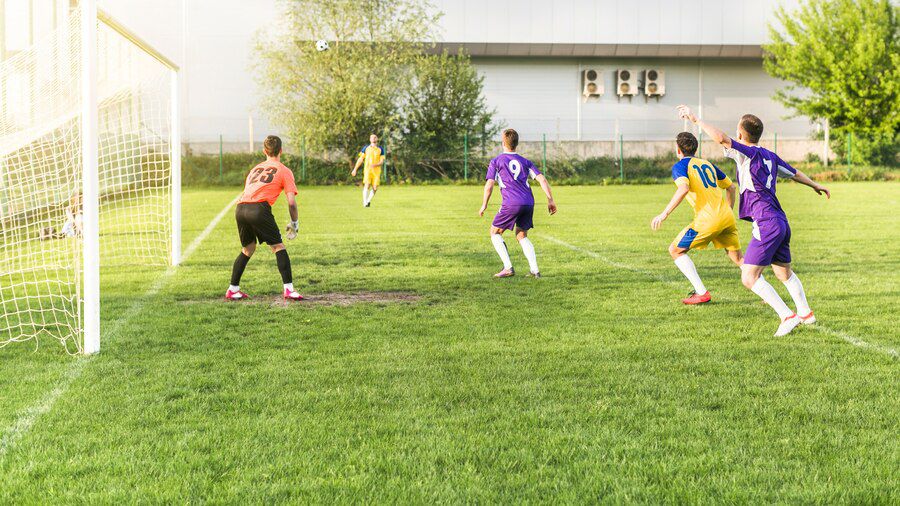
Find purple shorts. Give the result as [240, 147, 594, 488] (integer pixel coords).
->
[492, 205, 534, 231]
[744, 217, 792, 266]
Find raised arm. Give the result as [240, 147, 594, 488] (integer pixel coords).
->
[651, 184, 690, 230]
[678, 105, 732, 148]
[478, 179, 495, 216]
[534, 174, 557, 215]
[791, 169, 831, 199]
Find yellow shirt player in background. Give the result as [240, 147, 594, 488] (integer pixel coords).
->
[351, 134, 385, 207]
[651, 132, 742, 305]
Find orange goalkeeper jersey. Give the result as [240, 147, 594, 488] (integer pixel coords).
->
[239, 160, 298, 206]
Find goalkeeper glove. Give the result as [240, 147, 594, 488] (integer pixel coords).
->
[285, 220, 299, 240]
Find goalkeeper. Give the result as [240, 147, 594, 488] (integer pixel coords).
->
[226, 135, 303, 301]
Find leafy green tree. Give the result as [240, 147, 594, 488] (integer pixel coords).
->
[764, 0, 899, 165]
[398, 50, 500, 179]
[255, 0, 437, 162]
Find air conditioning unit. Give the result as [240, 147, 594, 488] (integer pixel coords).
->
[582, 68, 603, 99]
[616, 68, 638, 98]
[644, 69, 665, 97]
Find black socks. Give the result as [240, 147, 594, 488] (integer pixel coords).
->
[231, 252, 251, 286]
[275, 249, 292, 284]
[231, 250, 292, 286]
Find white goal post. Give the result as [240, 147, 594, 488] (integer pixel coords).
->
[0, 0, 181, 355]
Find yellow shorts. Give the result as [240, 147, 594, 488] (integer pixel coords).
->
[673, 221, 741, 251]
[363, 167, 381, 187]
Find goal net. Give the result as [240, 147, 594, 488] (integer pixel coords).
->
[0, 3, 180, 354]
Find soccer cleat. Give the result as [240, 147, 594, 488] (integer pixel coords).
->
[682, 290, 711, 305]
[365, 202, 371, 207]
[800, 312, 816, 325]
[774, 314, 801, 337]
[528, 271, 542, 278]
[494, 267, 515, 278]
[283, 288, 304, 301]
[225, 289, 250, 301]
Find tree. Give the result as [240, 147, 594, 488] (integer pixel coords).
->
[764, 0, 899, 165]
[398, 50, 500, 179]
[254, 0, 438, 162]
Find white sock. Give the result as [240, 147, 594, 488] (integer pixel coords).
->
[673, 255, 707, 294]
[362, 187, 368, 204]
[228, 285, 240, 293]
[751, 275, 794, 319]
[368, 189, 376, 202]
[519, 237, 539, 273]
[782, 273, 811, 316]
[283, 283, 294, 292]
[490, 234, 513, 270]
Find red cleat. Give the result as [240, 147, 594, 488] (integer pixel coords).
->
[283, 288, 304, 301]
[682, 290, 711, 305]
[225, 289, 250, 301]
[494, 268, 515, 278]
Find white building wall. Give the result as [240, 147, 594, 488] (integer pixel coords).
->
[477, 57, 813, 142]
[432, 0, 798, 46]
[4, 0, 815, 153]
[96, 0, 278, 150]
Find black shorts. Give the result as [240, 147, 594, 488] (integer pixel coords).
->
[236, 202, 282, 246]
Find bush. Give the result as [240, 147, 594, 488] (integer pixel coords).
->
[182, 153, 899, 187]
[183, 153, 350, 187]
[829, 131, 900, 167]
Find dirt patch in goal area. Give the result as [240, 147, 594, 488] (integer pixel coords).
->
[244, 291, 420, 307]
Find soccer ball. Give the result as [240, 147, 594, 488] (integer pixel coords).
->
[315, 40, 330, 52]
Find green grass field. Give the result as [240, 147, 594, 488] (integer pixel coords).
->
[1, 183, 898, 503]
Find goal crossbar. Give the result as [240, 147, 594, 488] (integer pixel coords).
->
[97, 9, 180, 72]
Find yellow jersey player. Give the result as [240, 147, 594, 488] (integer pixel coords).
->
[651, 132, 742, 304]
[351, 134, 385, 207]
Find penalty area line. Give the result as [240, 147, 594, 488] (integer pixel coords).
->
[0, 194, 240, 461]
[538, 233, 898, 361]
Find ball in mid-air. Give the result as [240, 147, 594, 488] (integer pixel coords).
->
[316, 40, 330, 52]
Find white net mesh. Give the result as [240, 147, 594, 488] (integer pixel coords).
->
[0, 10, 173, 353]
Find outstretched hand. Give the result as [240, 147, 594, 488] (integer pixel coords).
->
[677, 105, 698, 123]
[814, 184, 831, 199]
[651, 213, 667, 230]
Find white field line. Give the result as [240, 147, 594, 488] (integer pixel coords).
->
[0, 356, 87, 458]
[539, 234, 681, 287]
[815, 325, 898, 359]
[182, 195, 240, 261]
[539, 233, 899, 360]
[0, 195, 240, 460]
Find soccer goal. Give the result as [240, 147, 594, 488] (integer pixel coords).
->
[0, 0, 181, 354]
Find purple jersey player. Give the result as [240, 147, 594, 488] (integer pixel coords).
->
[478, 129, 557, 278]
[679, 105, 830, 337]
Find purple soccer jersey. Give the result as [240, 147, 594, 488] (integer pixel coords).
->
[724, 142, 797, 223]
[486, 152, 541, 207]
